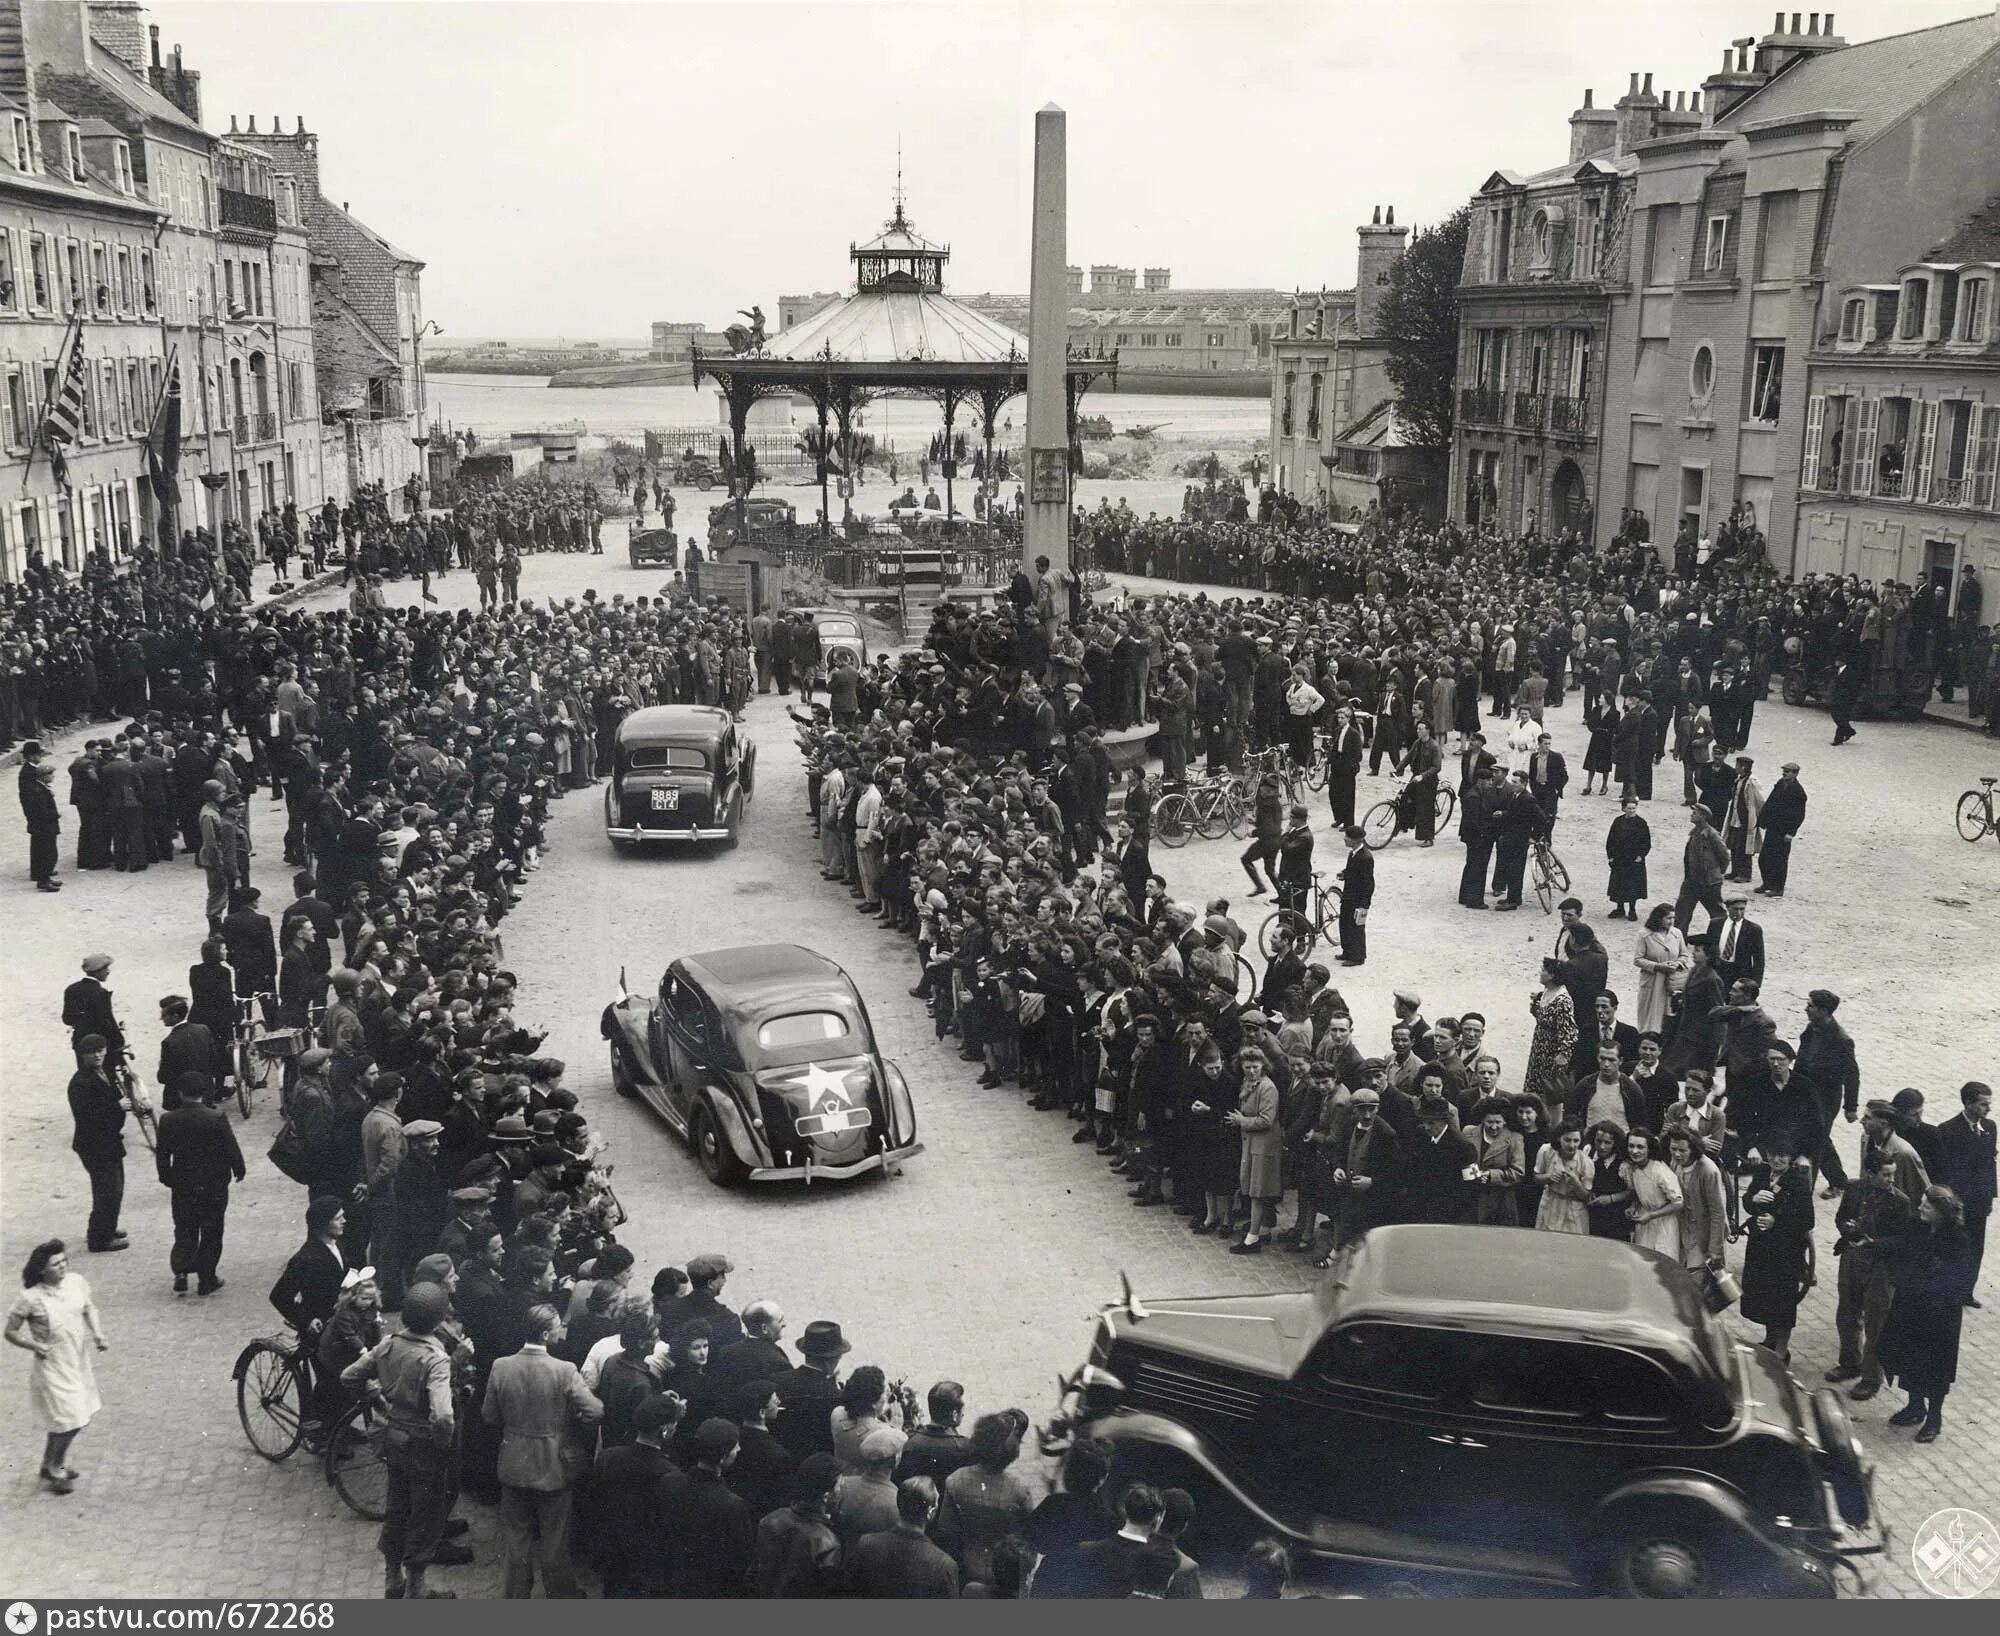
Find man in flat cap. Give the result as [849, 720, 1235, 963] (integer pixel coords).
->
[386, 1120, 450, 1307]
[68, 1033, 130, 1252]
[1722, 755, 1763, 882]
[662, 1255, 743, 1353]
[196, 778, 235, 932]
[1755, 761, 1807, 897]
[19, 742, 61, 891]
[62, 954, 124, 1071]
[1674, 803, 1729, 934]
[1713, 888, 1766, 994]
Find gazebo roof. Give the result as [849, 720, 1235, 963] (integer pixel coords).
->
[762, 287, 1028, 365]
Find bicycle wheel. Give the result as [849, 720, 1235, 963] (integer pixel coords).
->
[1434, 785, 1457, 829]
[1546, 850, 1570, 894]
[1957, 791, 1993, 842]
[1533, 854, 1556, 915]
[1361, 800, 1399, 852]
[234, 1042, 253, 1120]
[1222, 790, 1249, 840]
[326, 1398, 389, 1521]
[235, 1340, 307, 1462]
[1193, 791, 1229, 841]
[1227, 953, 1259, 1008]
[1156, 793, 1194, 848]
[1257, 908, 1315, 961]
[1306, 753, 1329, 793]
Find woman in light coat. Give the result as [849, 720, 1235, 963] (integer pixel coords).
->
[1469, 1098, 1527, 1227]
[1623, 1129, 1685, 1258]
[1227, 1048, 1283, 1255]
[1535, 1122, 1594, 1234]
[1666, 1126, 1728, 1274]
[1633, 903, 1690, 1037]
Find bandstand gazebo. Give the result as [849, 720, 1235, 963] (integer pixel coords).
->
[692, 196, 1113, 541]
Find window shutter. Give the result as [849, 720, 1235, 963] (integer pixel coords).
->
[1850, 399, 1879, 497]
[1800, 395, 1825, 491]
[1913, 399, 1940, 502]
[1971, 405, 2000, 511]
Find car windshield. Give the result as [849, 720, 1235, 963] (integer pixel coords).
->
[628, 745, 710, 771]
[817, 618, 859, 637]
[757, 1011, 849, 1050]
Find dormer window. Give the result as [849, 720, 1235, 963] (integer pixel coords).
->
[1899, 276, 1929, 340]
[10, 116, 28, 173]
[1959, 275, 1991, 344]
[1532, 211, 1552, 268]
[65, 127, 83, 182]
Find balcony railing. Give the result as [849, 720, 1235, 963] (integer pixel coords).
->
[1513, 391, 1547, 431]
[1875, 471, 1905, 499]
[1549, 395, 1591, 437]
[1933, 475, 1970, 507]
[256, 410, 278, 442]
[1459, 386, 1503, 424]
[218, 186, 278, 233]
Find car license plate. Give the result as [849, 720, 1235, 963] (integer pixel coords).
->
[795, 1106, 872, 1138]
[650, 787, 679, 811]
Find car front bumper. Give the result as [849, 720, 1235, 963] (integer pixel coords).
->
[745, 1139, 924, 1183]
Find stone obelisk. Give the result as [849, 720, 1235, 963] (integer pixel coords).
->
[1024, 103, 1069, 582]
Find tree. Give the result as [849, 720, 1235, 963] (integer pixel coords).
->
[1377, 204, 1470, 504]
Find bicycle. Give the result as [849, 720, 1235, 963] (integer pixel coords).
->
[233, 995, 307, 1120]
[1155, 774, 1247, 846]
[1246, 746, 1306, 807]
[322, 1393, 391, 1520]
[234, 1328, 313, 1461]
[1257, 869, 1341, 960]
[1955, 775, 1999, 841]
[1531, 832, 1571, 914]
[110, 1059, 159, 1153]
[1360, 773, 1457, 851]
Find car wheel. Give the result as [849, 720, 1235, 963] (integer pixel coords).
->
[1596, 1506, 1722, 1598]
[607, 1043, 636, 1099]
[690, 1104, 742, 1186]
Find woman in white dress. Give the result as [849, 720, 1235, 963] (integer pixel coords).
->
[1622, 1130, 1686, 1258]
[1534, 1121, 1594, 1234]
[5, 1240, 108, 1495]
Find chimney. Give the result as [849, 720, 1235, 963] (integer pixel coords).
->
[1705, 35, 1769, 120]
[1355, 205, 1409, 338]
[1614, 70, 1662, 152]
[1755, 6, 1846, 75]
[148, 22, 158, 68]
[1570, 85, 1618, 162]
[85, 1, 147, 71]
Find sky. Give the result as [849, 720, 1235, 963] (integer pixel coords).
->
[153, 0, 1988, 338]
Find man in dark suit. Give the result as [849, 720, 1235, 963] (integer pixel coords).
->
[1457, 765, 1498, 909]
[68, 740, 108, 871]
[1397, 1095, 1473, 1224]
[155, 1073, 247, 1295]
[1755, 760, 1808, 897]
[1489, 771, 1537, 910]
[710, 1300, 792, 1395]
[1337, 824, 1373, 966]
[20, 748, 63, 891]
[99, 741, 147, 873]
[773, 1321, 848, 1462]
[1456, 732, 1497, 804]
[222, 886, 279, 1006]
[846, 1477, 961, 1597]
[281, 872, 339, 978]
[68, 1034, 129, 1252]
[156, 996, 221, 1106]
[1526, 730, 1568, 831]
[1033, 1482, 1170, 1598]
[1937, 1082, 1995, 1303]
[1712, 889, 1766, 992]
[663, 1418, 757, 1597]
[63, 955, 125, 1070]
[591, 1396, 687, 1596]
[248, 691, 297, 805]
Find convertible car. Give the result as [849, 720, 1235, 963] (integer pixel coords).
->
[602, 944, 922, 1185]
[604, 704, 754, 849]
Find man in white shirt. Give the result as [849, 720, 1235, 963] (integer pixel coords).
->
[853, 771, 885, 913]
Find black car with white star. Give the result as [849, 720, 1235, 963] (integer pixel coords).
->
[602, 944, 921, 1185]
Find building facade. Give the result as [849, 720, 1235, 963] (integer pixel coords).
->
[1794, 200, 2000, 595]
[1267, 208, 1410, 512]
[1597, 10, 2000, 568]
[0, 0, 429, 580]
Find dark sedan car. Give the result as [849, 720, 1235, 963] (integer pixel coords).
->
[604, 705, 754, 849]
[1050, 1227, 1882, 1597]
[602, 944, 922, 1185]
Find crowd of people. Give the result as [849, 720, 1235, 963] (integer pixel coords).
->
[12, 479, 1995, 1596]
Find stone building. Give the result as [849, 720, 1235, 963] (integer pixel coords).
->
[0, 0, 429, 580]
[1795, 196, 2000, 597]
[1267, 207, 1409, 513]
[1596, 9, 2000, 568]
[231, 114, 427, 508]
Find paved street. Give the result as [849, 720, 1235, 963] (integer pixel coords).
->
[2, 547, 1997, 1598]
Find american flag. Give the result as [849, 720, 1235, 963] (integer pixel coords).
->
[42, 320, 86, 489]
